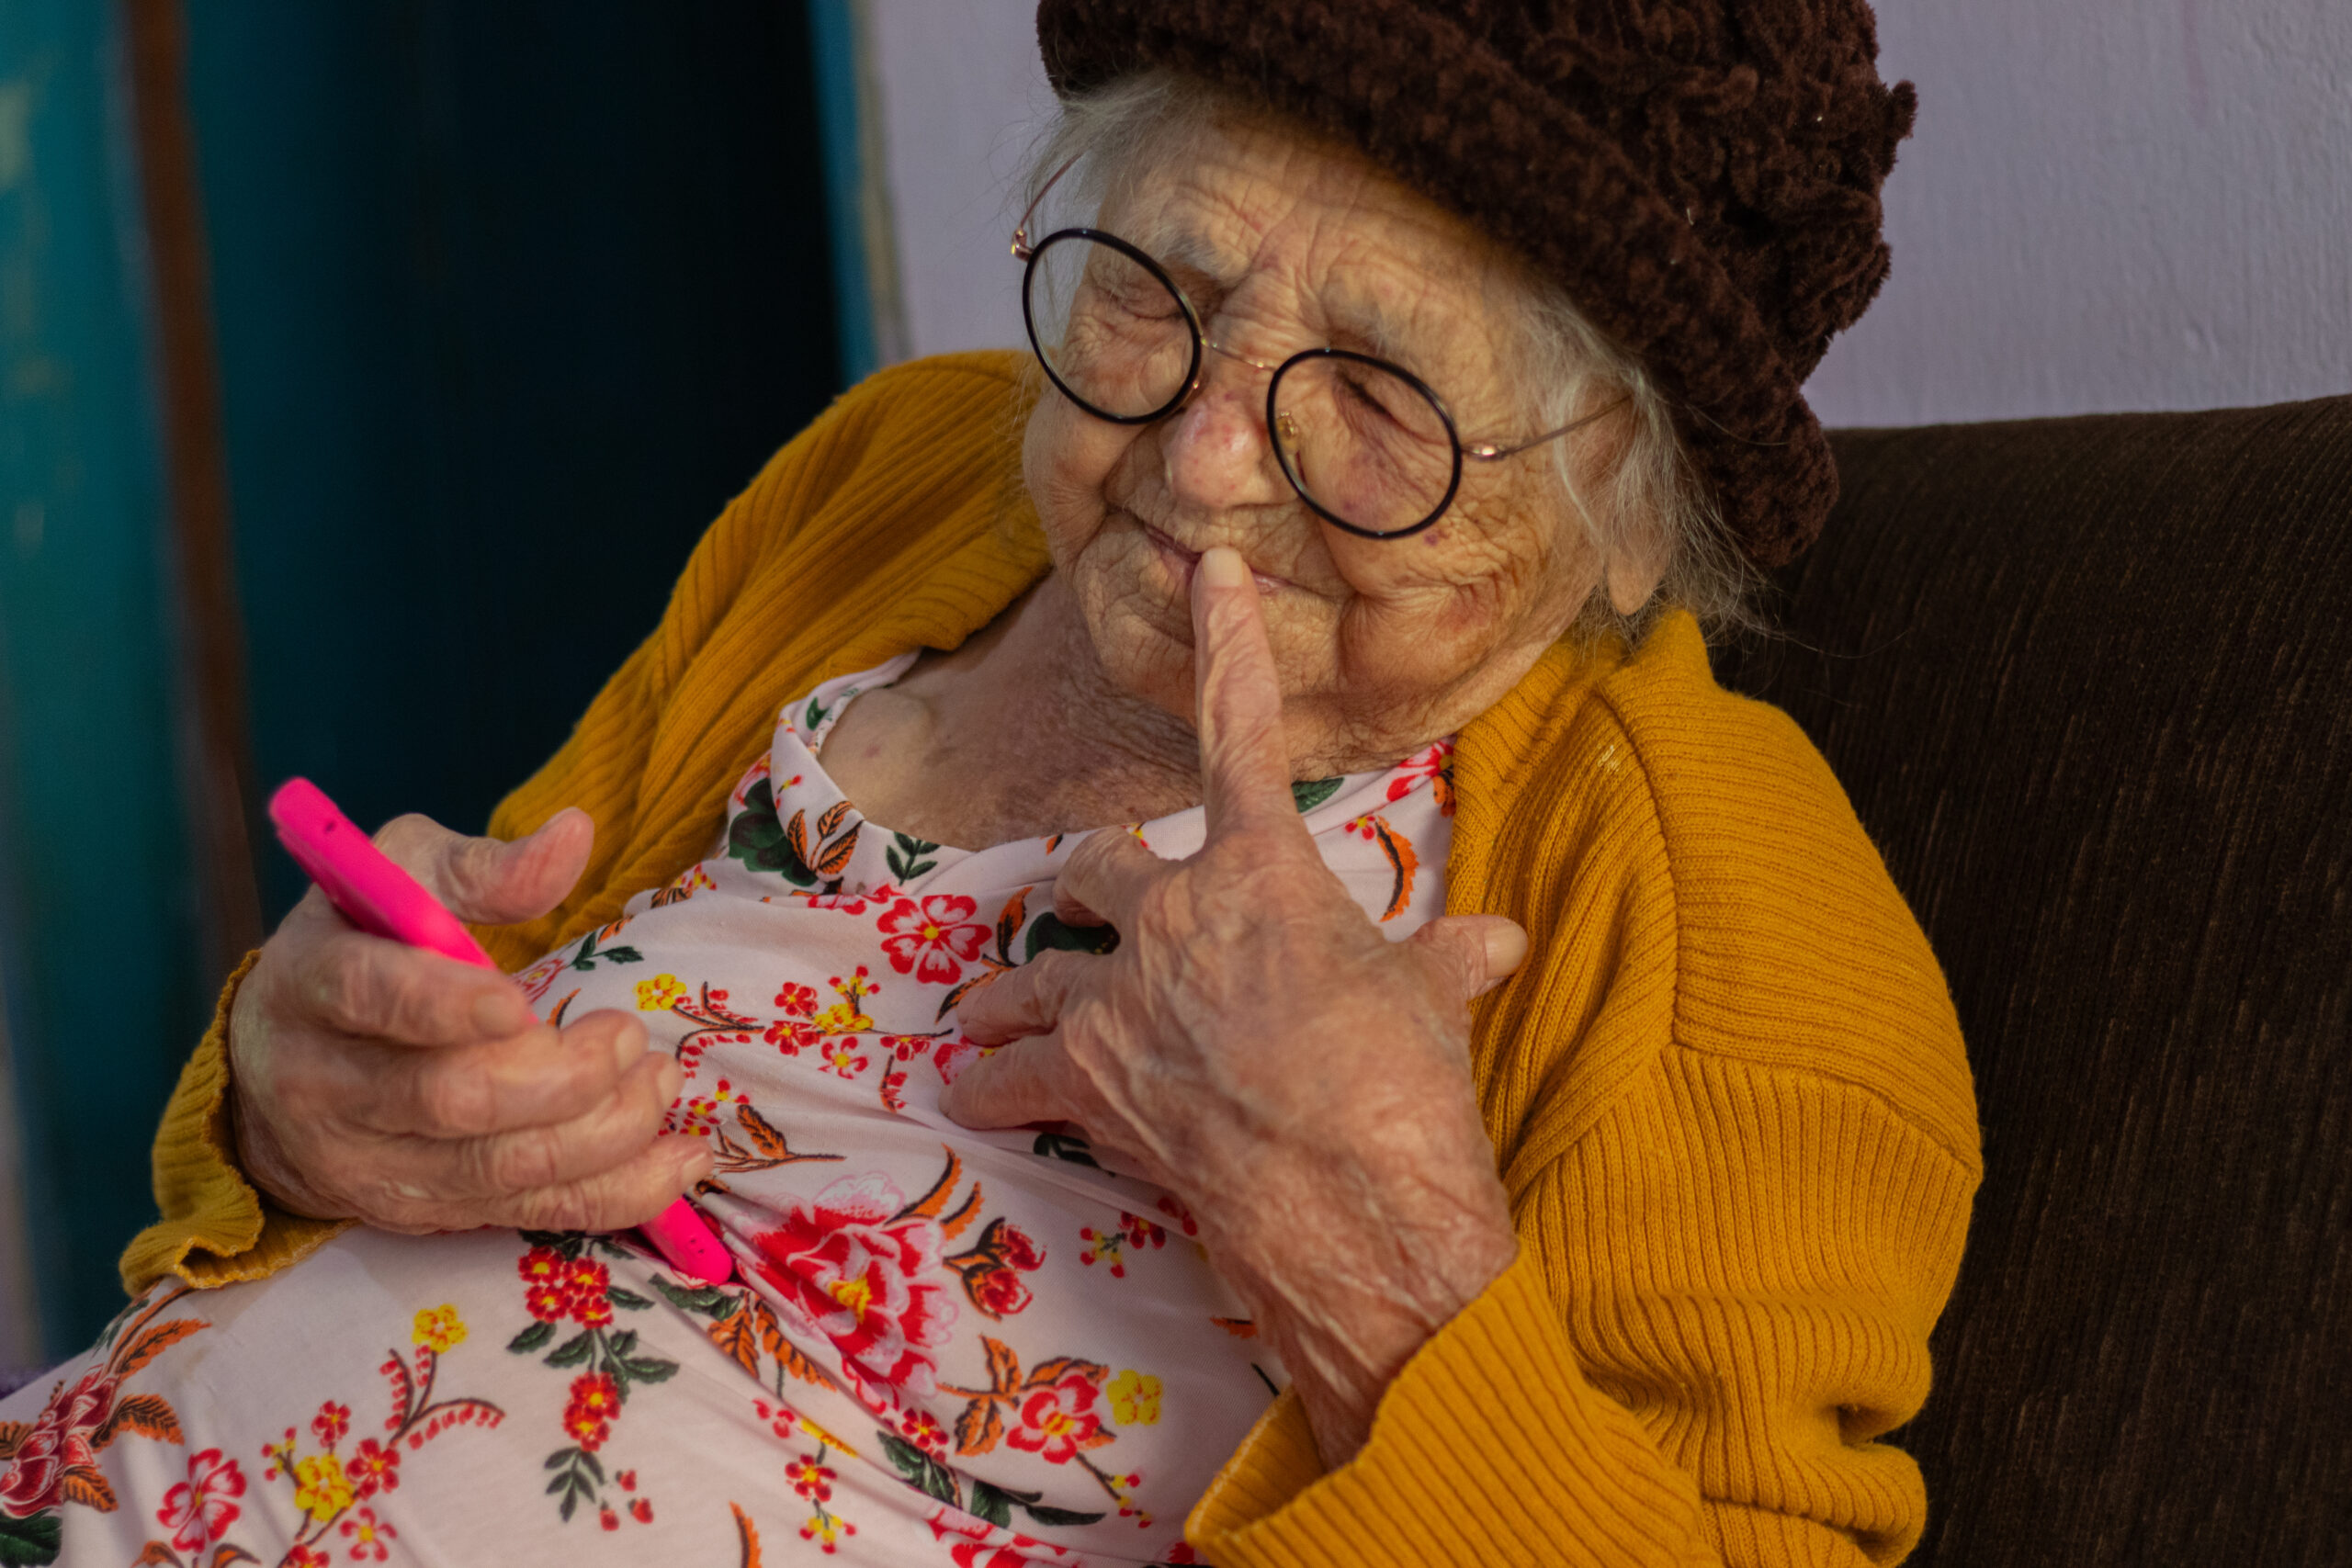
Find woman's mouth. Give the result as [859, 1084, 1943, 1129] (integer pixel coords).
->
[1137, 519, 1290, 592]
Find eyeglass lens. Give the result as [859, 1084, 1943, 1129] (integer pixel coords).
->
[1024, 231, 1460, 536]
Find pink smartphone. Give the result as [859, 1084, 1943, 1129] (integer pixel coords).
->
[267, 777, 733, 1285]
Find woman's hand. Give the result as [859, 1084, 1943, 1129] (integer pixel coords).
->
[943, 547, 1526, 1467]
[228, 809, 711, 1234]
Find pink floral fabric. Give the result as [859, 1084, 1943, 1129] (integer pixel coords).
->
[0, 657, 1453, 1565]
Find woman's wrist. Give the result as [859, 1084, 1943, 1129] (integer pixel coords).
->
[1205, 1155, 1520, 1467]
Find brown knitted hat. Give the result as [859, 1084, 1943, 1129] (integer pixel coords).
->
[1035, 0, 1915, 568]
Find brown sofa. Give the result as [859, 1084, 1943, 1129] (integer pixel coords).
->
[1718, 396, 2352, 1566]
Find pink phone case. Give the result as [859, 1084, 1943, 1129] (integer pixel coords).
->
[266, 778, 732, 1285]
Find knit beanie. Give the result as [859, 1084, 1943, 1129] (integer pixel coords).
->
[1035, 0, 1915, 569]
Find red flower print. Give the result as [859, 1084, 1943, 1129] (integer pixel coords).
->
[524, 1280, 573, 1322]
[951, 1536, 1062, 1568]
[599, 1505, 620, 1531]
[751, 1172, 956, 1410]
[1119, 1213, 1167, 1252]
[571, 1292, 615, 1329]
[946, 1218, 1046, 1320]
[346, 1436, 401, 1499]
[1155, 1195, 1200, 1238]
[900, 1409, 948, 1455]
[562, 1372, 622, 1451]
[518, 1244, 566, 1285]
[288, 1546, 331, 1568]
[774, 982, 819, 1017]
[0, 1362, 116, 1516]
[563, 1258, 610, 1299]
[786, 1455, 836, 1502]
[311, 1401, 350, 1446]
[765, 1018, 822, 1055]
[156, 1448, 244, 1554]
[1006, 1371, 1109, 1464]
[1386, 738, 1455, 811]
[629, 1496, 654, 1523]
[876, 894, 988, 984]
[340, 1504, 396, 1562]
[820, 1037, 871, 1079]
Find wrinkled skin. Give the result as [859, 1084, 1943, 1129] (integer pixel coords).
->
[226, 101, 1663, 1468]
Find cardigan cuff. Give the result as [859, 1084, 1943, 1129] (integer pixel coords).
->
[120, 952, 352, 1295]
[1186, 1248, 1716, 1568]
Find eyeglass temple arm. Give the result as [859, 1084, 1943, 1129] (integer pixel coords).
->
[1463, 397, 1633, 460]
[1012, 155, 1085, 261]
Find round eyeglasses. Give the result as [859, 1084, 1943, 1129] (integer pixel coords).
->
[1014, 186, 1623, 540]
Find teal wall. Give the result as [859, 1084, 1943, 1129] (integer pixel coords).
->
[0, 1, 844, 1356]
[0, 0, 207, 1359]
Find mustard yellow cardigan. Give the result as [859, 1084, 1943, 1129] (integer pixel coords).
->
[128, 352, 1979, 1568]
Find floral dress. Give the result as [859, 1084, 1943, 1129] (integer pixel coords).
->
[0, 655, 1455, 1568]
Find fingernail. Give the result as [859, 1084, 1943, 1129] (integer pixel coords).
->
[612, 1020, 650, 1074]
[679, 1144, 715, 1186]
[1199, 546, 1249, 591]
[653, 1055, 684, 1105]
[473, 990, 529, 1036]
[1482, 921, 1531, 980]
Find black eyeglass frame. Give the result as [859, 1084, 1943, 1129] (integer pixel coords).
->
[1015, 190, 1627, 541]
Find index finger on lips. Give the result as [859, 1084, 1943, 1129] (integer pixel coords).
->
[302, 925, 535, 1044]
[356, 1007, 653, 1139]
[1191, 546, 1308, 840]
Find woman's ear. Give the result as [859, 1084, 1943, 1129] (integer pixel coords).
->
[1602, 505, 1671, 616]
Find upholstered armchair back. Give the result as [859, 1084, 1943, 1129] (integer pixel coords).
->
[1719, 397, 2352, 1567]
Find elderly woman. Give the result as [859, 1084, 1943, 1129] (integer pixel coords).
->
[4, 5, 1975, 1566]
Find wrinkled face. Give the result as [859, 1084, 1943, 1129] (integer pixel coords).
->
[1022, 108, 1621, 772]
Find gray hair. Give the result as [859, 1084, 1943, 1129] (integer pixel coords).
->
[1020, 70, 1762, 645]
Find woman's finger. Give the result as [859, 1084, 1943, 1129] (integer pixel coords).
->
[1191, 547, 1310, 840]
[938, 1033, 1074, 1130]
[1052, 827, 1162, 930]
[299, 923, 537, 1044]
[955, 949, 1090, 1044]
[363, 1049, 685, 1203]
[374, 1134, 710, 1237]
[375, 807, 594, 928]
[1404, 914, 1531, 1002]
[349, 1008, 654, 1139]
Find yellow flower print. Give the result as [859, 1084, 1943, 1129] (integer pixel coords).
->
[811, 967, 877, 1034]
[293, 1451, 355, 1522]
[1108, 1369, 1163, 1426]
[412, 1303, 468, 1353]
[798, 1412, 855, 1458]
[636, 972, 688, 1010]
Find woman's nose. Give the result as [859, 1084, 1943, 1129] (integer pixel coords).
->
[1159, 370, 1288, 513]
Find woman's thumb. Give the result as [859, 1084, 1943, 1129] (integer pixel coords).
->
[1408, 914, 1530, 1000]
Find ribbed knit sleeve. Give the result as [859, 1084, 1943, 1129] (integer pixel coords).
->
[1187, 612, 1980, 1566]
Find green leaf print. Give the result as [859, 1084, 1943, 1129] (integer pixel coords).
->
[563, 926, 643, 973]
[805, 695, 829, 735]
[727, 779, 820, 886]
[1023, 912, 1120, 961]
[649, 1276, 731, 1314]
[887, 831, 941, 883]
[878, 1430, 960, 1506]
[507, 1319, 557, 1354]
[0, 1511, 60, 1567]
[967, 1480, 1014, 1528]
[1032, 1131, 1101, 1168]
[1290, 776, 1344, 812]
[970, 1481, 1105, 1530]
[605, 1286, 653, 1312]
[543, 1331, 594, 1369]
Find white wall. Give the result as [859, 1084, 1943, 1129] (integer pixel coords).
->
[865, 0, 2352, 427]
